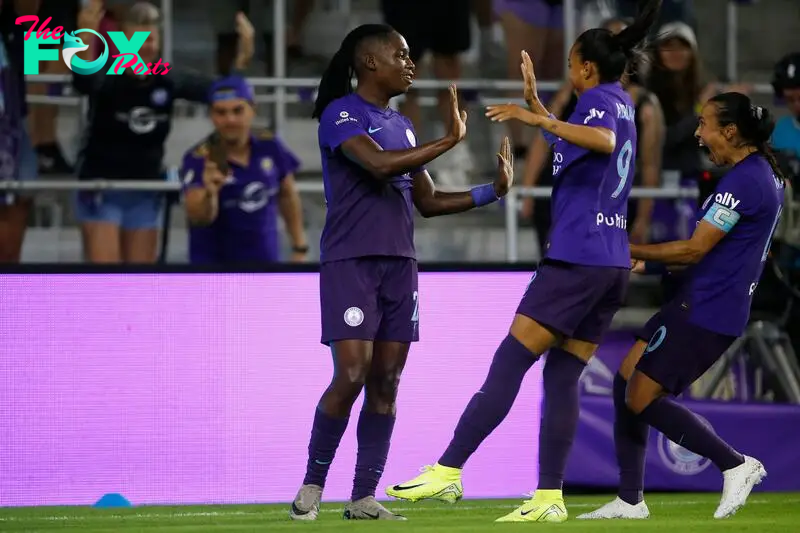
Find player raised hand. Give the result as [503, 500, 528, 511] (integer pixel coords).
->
[493, 136, 514, 197]
[521, 51, 548, 117]
[447, 85, 468, 143]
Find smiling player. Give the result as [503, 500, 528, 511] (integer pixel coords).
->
[289, 24, 514, 521]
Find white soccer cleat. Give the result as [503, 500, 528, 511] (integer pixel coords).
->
[576, 497, 650, 520]
[714, 455, 767, 519]
[289, 484, 323, 521]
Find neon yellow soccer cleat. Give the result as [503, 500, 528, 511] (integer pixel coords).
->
[385, 464, 463, 504]
[495, 489, 568, 523]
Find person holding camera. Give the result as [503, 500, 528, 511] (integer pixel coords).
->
[72, 1, 254, 263]
[181, 76, 307, 264]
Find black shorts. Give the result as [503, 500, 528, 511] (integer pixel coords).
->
[381, 0, 471, 62]
[40, 0, 78, 33]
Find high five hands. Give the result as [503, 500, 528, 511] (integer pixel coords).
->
[485, 51, 548, 125]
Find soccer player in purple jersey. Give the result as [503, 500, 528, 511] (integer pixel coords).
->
[181, 77, 308, 264]
[289, 24, 514, 521]
[386, 0, 662, 523]
[580, 92, 784, 521]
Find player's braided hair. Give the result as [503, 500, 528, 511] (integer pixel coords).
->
[574, 0, 661, 83]
[312, 24, 395, 120]
[709, 92, 787, 182]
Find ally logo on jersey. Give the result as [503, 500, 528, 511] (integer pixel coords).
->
[702, 191, 742, 233]
[583, 103, 635, 125]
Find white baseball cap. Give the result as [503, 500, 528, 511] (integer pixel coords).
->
[656, 22, 698, 51]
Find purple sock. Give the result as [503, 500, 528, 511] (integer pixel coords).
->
[303, 408, 350, 488]
[639, 397, 744, 472]
[613, 373, 649, 505]
[538, 348, 586, 490]
[352, 411, 396, 501]
[439, 335, 538, 468]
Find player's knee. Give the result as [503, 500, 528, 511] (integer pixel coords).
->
[365, 372, 401, 411]
[329, 369, 368, 402]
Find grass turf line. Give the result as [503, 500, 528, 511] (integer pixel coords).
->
[0, 493, 797, 532]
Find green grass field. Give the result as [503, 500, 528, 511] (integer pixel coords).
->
[1, 493, 798, 532]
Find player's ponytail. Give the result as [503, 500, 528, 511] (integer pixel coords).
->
[312, 24, 395, 120]
[574, 0, 661, 84]
[710, 91, 787, 182]
[612, 0, 662, 61]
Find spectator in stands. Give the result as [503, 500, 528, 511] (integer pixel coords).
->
[380, 0, 474, 187]
[771, 52, 800, 164]
[0, 0, 40, 262]
[216, 0, 316, 75]
[521, 17, 664, 256]
[495, 0, 564, 157]
[181, 77, 307, 264]
[645, 22, 708, 243]
[473, 0, 504, 74]
[286, 0, 315, 60]
[26, 0, 75, 175]
[72, 1, 254, 263]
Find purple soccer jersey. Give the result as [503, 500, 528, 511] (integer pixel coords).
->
[679, 153, 785, 337]
[546, 82, 638, 268]
[181, 131, 300, 263]
[317, 93, 423, 263]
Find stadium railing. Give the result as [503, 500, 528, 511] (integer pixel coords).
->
[13, 0, 767, 262]
[1, 178, 697, 262]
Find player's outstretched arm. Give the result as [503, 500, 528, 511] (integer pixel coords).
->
[341, 135, 459, 181]
[630, 220, 727, 265]
[413, 137, 513, 217]
[340, 86, 466, 180]
[485, 105, 616, 155]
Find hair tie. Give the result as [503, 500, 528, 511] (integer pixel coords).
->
[751, 105, 763, 120]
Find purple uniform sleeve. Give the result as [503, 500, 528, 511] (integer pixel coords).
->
[572, 90, 617, 134]
[319, 100, 368, 150]
[702, 173, 762, 233]
[271, 136, 301, 181]
[180, 152, 206, 189]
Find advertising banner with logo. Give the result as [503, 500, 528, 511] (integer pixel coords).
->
[0, 273, 543, 506]
[1, 272, 798, 507]
[566, 395, 800, 491]
[574, 331, 800, 491]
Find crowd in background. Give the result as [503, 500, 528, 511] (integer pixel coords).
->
[0, 0, 797, 266]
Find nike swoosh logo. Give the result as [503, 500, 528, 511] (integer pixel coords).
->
[368, 127, 383, 134]
[291, 503, 309, 515]
[363, 512, 380, 519]
[520, 507, 539, 516]
[392, 483, 424, 491]
[315, 459, 331, 465]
